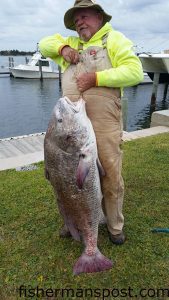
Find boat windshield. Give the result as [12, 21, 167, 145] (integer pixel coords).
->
[35, 61, 49, 67]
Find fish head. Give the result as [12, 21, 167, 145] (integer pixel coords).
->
[52, 97, 91, 153]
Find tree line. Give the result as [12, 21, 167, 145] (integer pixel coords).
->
[0, 50, 35, 56]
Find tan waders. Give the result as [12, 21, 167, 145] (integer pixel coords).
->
[62, 35, 124, 235]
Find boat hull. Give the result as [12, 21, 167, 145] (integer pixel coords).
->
[10, 68, 59, 79]
[139, 54, 169, 83]
[147, 72, 169, 84]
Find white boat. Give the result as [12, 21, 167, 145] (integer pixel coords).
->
[138, 51, 169, 83]
[10, 52, 60, 79]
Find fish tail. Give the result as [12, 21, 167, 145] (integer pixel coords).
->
[73, 249, 113, 275]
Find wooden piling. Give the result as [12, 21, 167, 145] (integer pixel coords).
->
[8, 57, 12, 68]
[163, 83, 169, 101]
[39, 60, 43, 81]
[150, 72, 160, 108]
[8, 57, 14, 68]
[58, 65, 62, 90]
[25, 57, 29, 64]
[122, 97, 128, 131]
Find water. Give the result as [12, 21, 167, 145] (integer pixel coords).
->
[125, 84, 169, 131]
[0, 55, 31, 68]
[0, 76, 61, 139]
[0, 56, 169, 139]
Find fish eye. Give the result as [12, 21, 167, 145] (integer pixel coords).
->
[58, 118, 63, 123]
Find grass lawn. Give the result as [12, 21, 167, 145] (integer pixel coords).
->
[0, 133, 169, 300]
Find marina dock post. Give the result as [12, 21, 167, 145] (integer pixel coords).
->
[163, 83, 169, 101]
[8, 57, 14, 68]
[122, 97, 128, 131]
[25, 57, 29, 64]
[150, 73, 160, 108]
[38, 60, 43, 81]
[58, 65, 62, 90]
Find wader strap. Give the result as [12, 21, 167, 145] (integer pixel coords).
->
[78, 43, 83, 53]
[102, 33, 109, 49]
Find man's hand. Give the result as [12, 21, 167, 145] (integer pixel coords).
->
[61, 46, 79, 64]
[76, 72, 96, 92]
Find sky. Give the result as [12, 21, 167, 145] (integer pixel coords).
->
[1, 0, 169, 53]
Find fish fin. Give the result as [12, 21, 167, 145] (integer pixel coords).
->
[58, 202, 81, 241]
[76, 155, 90, 189]
[67, 223, 81, 242]
[64, 217, 81, 241]
[96, 158, 105, 177]
[73, 249, 113, 275]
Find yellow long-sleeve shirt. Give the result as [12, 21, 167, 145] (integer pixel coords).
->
[39, 22, 143, 88]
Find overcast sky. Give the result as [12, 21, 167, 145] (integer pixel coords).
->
[1, 0, 169, 53]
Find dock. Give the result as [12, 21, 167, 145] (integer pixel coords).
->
[139, 53, 169, 108]
[0, 67, 11, 76]
[0, 71, 10, 75]
[1, 124, 169, 171]
[0, 133, 45, 171]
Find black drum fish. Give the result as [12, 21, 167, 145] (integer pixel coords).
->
[44, 96, 113, 275]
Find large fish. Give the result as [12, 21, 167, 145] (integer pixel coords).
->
[44, 96, 113, 275]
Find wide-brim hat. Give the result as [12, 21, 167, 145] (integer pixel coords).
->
[64, 0, 112, 31]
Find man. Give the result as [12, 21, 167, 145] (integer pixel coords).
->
[39, 0, 143, 245]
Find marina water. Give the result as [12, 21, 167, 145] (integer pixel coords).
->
[0, 56, 169, 139]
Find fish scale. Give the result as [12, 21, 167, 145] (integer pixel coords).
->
[44, 96, 113, 275]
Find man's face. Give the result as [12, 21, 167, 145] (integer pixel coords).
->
[73, 8, 103, 41]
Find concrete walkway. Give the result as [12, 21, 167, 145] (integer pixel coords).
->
[0, 133, 45, 171]
[1, 126, 169, 171]
[122, 125, 169, 141]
